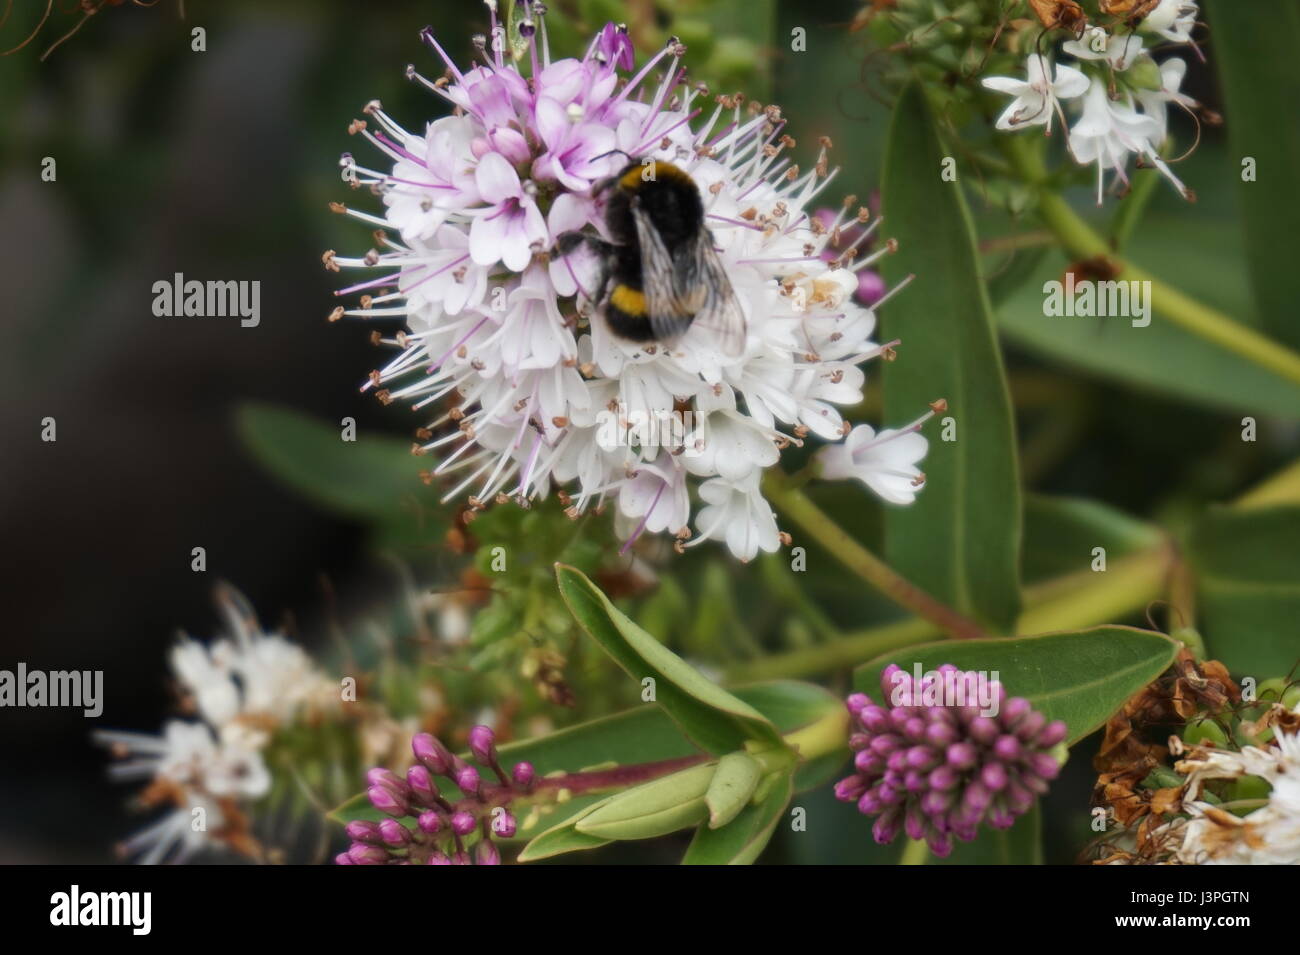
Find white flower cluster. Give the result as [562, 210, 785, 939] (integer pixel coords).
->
[1169, 725, 1300, 865]
[94, 585, 334, 864]
[330, 13, 929, 562]
[982, 0, 1201, 204]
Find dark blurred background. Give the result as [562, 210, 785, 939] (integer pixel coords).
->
[0, 0, 1257, 863]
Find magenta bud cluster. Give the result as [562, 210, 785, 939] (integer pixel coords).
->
[336, 726, 535, 866]
[834, 664, 1066, 858]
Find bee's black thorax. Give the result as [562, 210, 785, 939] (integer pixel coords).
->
[598, 160, 708, 344]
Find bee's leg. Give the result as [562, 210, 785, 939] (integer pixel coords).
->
[551, 230, 616, 259]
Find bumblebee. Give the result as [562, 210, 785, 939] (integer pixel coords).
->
[555, 158, 745, 355]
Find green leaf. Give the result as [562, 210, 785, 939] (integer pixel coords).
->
[574, 763, 715, 840]
[1205, 0, 1300, 349]
[555, 564, 783, 754]
[327, 680, 839, 828]
[683, 771, 794, 865]
[1189, 505, 1300, 676]
[1022, 494, 1162, 585]
[854, 626, 1180, 746]
[706, 752, 764, 829]
[235, 402, 429, 521]
[880, 82, 1022, 632]
[516, 825, 612, 862]
[997, 238, 1300, 418]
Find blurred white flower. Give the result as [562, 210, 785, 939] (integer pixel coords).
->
[1140, 0, 1199, 45]
[981, 55, 1089, 134]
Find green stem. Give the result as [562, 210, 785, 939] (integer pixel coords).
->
[900, 838, 930, 865]
[726, 543, 1174, 681]
[1004, 137, 1300, 388]
[763, 475, 989, 641]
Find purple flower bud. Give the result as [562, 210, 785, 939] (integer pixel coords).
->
[493, 810, 517, 839]
[427, 851, 451, 865]
[1028, 752, 1061, 780]
[475, 840, 501, 866]
[999, 696, 1032, 729]
[450, 811, 477, 836]
[906, 745, 939, 771]
[846, 692, 871, 715]
[334, 852, 356, 865]
[946, 742, 978, 770]
[367, 785, 408, 817]
[904, 804, 927, 841]
[834, 671, 1064, 851]
[407, 765, 440, 806]
[992, 734, 1022, 763]
[921, 790, 952, 816]
[511, 760, 536, 792]
[980, 762, 1008, 792]
[858, 789, 883, 814]
[926, 830, 953, 858]
[872, 807, 902, 845]
[968, 716, 1000, 745]
[854, 749, 881, 774]
[455, 765, 482, 797]
[345, 820, 385, 845]
[412, 732, 454, 776]
[417, 811, 444, 835]
[880, 664, 905, 701]
[871, 734, 901, 756]
[366, 768, 409, 798]
[379, 819, 413, 846]
[468, 725, 497, 764]
[860, 705, 891, 734]
[348, 843, 389, 865]
[1037, 720, 1068, 748]
[836, 775, 868, 802]
[1014, 710, 1046, 742]
[925, 722, 957, 747]
[928, 765, 959, 791]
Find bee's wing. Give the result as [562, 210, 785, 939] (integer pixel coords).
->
[678, 232, 746, 358]
[629, 203, 701, 346]
[630, 203, 745, 355]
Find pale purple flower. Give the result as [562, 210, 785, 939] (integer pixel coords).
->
[329, 6, 927, 560]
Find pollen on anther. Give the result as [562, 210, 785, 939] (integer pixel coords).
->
[328, 306, 345, 322]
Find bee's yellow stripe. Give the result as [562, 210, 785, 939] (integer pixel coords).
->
[609, 284, 647, 316]
[619, 160, 691, 191]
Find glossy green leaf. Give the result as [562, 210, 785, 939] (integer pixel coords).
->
[236, 401, 428, 521]
[706, 752, 764, 830]
[880, 81, 1022, 633]
[555, 564, 783, 753]
[683, 771, 794, 865]
[574, 763, 715, 840]
[854, 627, 1180, 746]
[327, 679, 840, 828]
[1206, 0, 1300, 348]
[516, 824, 612, 862]
[1189, 505, 1300, 676]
